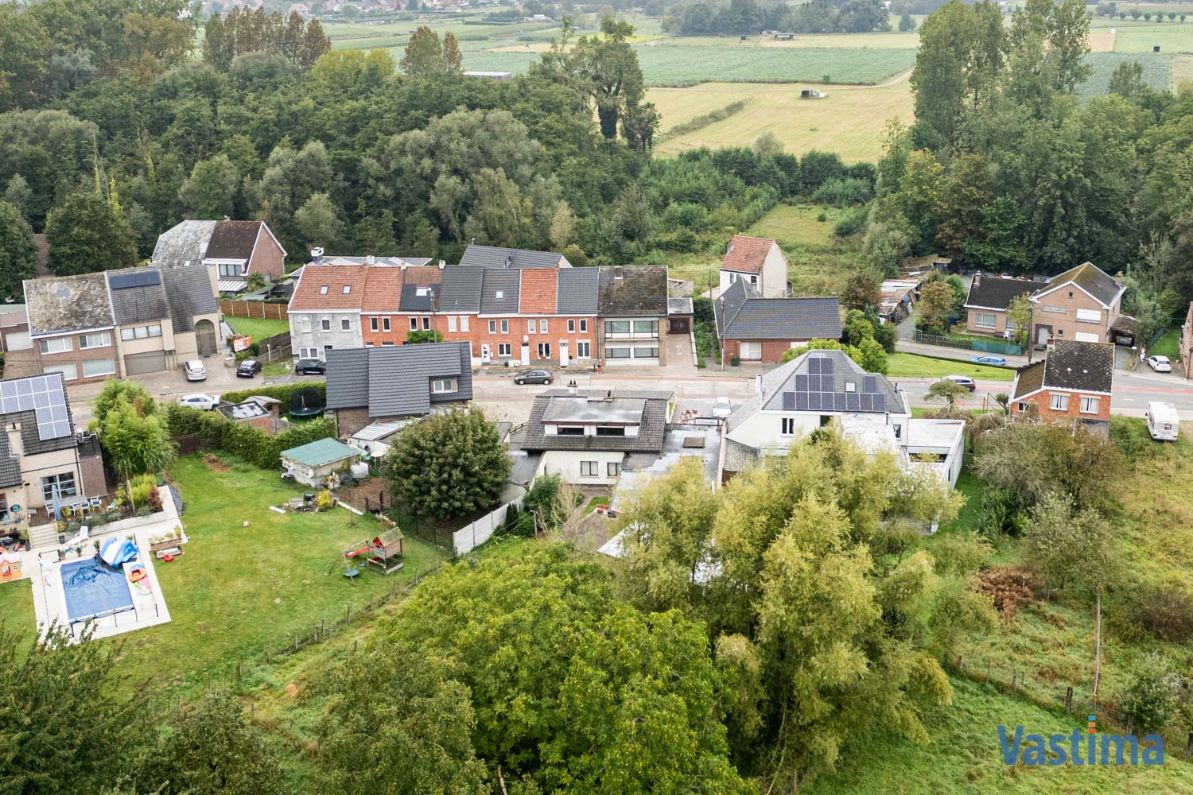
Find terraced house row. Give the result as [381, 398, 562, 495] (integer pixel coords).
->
[288, 247, 683, 368]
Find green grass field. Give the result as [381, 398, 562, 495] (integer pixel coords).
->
[806, 677, 1193, 793]
[225, 316, 290, 340]
[887, 352, 1016, 381]
[1079, 52, 1173, 97]
[1150, 328, 1181, 360]
[112, 455, 445, 697]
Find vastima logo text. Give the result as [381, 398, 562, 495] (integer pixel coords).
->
[999, 715, 1165, 767]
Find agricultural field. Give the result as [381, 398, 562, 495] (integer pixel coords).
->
[1079, 52, 1173, 97]
[651, 80, 912, 163]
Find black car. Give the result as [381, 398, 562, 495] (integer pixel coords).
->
[513, 369, 552, 385]
[295, 358, 326, 375]
[236, 359, 262, 378]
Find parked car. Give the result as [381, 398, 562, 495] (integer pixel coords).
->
[1147, 355, 1172, 373]
[971, 355, 1006, 366]
[942, 375, 977, 392]
[712, 397, 733, 418]
[295, 358, 326, 375]
[179, 393, 219, 411]
[513, 369, 552, 385]
[236, 359, 262, 378]
[183, 360, 207, 381]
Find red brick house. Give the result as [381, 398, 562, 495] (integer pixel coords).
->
[1009, 340, 1114, 436]
[713, 279, 842, 365]
[1180, 301, 1193, 380]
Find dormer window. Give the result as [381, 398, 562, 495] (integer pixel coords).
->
[319, 285, 329, 295]
[342, 285, 351, 294]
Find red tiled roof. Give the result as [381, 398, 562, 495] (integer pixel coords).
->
[402, 266, 443, 287]
[290, 265, 368, 310]
[361, 267, 403, 313]
[519, 269, 558, 314]
[720, 235, 777, 275]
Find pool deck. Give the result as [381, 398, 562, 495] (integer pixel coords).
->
[25, 486, 181, 642]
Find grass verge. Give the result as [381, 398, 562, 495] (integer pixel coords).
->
[887, 352, 1016, 381]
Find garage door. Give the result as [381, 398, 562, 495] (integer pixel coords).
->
[123, 351, 167, 375]
[1074, 331, 1100, 343]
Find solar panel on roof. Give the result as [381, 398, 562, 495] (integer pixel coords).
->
[809, 393, 821, 411]
[873, 395, 886, 412]
[860, 394, 872, 411]
[109, 270, 161, 290]
[835, 393, 847, 411]
[847, 393, 860, 411]
[795, 374, 808, 392]
[782, 392, 795, 410]
[822, 358, 834, 374]
[796, 393, 809, 410]
[863, 375, 878, 393]
[808, 358, 821, 374]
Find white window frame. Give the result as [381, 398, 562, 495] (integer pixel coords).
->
[1076, 308, 1101, 324]
[498, 343, 512, 357]
[383, 317, 391, 332]
[448, 315, 458, 333]
[975, 312, 996, 329]
[299, 347, 319, 359]
[568, 319, 576, 333]
[607, 461, 620, 478]
[82, 359, 117, 378]
[341, 318, 351, 331]
[41, 471, 77, 502]
[460, 316, 469, 331]
[537, 342, 551, 359]
[38, 337, 73, 354]
[79, 332, 111, 349]
[1050, 393, 1069, 411]
[580, 461, 599, 477]
[781, 417, 795, 436]
[527, 319, 535, 334]
[319, 285, 329, 295]
[410, 317, 418, 331]
[1080, 396, 1100, 414]
[370, 317, 379, 332]
[431, 378, 458, 394]
[43, 363, 78, 381]
[540, 319, 548, 334]
[300, 317, 312, 333]
[575, 340, 591, 358]
[500, 320, 509, 334]
[579, 319, 588, 333]
[320, 318, 331, 331]
[488, 320, 496, 334]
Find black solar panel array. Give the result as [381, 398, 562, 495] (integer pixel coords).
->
[0, 375, 71, 440]
[109, 270, 161, 290]
[782, 354, 888, 414]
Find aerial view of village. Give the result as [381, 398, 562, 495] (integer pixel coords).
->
[1, 0, 1193, 790]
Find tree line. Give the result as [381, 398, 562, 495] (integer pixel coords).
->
[664, 0, 890, 36]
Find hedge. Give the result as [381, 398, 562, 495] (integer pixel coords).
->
[165, 404, 336, 469]
[219, 382, 326, 409]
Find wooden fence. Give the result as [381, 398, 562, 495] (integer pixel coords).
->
[220, 299, 288, 320]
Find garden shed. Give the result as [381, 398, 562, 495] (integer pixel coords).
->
[280, 438, 360, 487]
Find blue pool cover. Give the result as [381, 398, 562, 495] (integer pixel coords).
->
[61, 557, 134, 623]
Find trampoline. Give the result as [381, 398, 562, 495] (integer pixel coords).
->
[61, 557, 135, 624]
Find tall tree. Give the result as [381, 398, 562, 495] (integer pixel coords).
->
[178, 154, 241, 218]
[0, 200, 37, 302]
[935, 152, 994, 264]
[295, 191, 343, 249]
[381, 408, 510, 520]
[442, 32, 464, 73]
[400, 26, 448, 78]
[571, 18, 651, 142]
[45, 191, 137, 275]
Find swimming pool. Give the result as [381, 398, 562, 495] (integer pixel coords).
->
[61, 557, 134, 624]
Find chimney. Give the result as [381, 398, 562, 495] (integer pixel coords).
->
[310, 247, 324, 262]
[366, 254, 375, 265]
[614, 266, 624, 280]
[568, 379, 578, 395]
[972, 270, 981, 288]
[438, 261, 445, 269]
[755, 374, 762, 394]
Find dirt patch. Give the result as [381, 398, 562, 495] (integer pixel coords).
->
[203, 453, 229, 473]
[561, 510, 617, 554]
[336, 477, 388, 513]
[1088, 30, 1116, 53]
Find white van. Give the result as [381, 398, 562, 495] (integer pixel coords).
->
[1146, 401, 1180, 442]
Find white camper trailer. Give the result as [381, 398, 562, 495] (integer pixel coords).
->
[1146, 401, 1180, 442]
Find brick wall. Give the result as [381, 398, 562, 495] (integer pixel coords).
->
[723, 338, 802, 365]
[360, 313, 599, 365]
[1010, 388, 1111, 426]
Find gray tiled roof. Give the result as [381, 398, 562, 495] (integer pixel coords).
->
[1042, 262, 1123, 307]
[325, 349, 370, 410]
[598, 267, 668, 317]
[107, 268, 170, 325]
[438, 267, 484, 313]
[0, 432, 21, 489]
[459, 244, 566, 269]
[23, 273, 114, 336]
[521, 389, 673, 454]
[151, 221, 217, 270]
[965, 275, 1037, 310]
[1041, 340, 1115, 393]
[556, 268, 600, 314]
[400, 283, 438, 312]
[326, 343, 472, 419]
[160, 264, 218, 332]
[480, 270, 520, 315]
[715, 280, 842, 340]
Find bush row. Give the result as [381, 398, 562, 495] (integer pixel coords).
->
[219, 381, 326, 408]
[165, 404, 335, 469]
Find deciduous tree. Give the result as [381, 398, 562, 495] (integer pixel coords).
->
[0, 200, 37, 302]
[45, 191, 137, 275]
[382, 408, 510, 520]
[178, 154, 240, 218]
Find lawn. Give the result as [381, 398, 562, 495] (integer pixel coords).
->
[1150, 328, 1181, 360]
[1113, 23, 1193, 55]
[805, 677, 1193, 793]
[226, 316, 290, 341]
[887, 352, 1016, 381]
[110, 454, 447, 698]
[0, 577, 36, 649]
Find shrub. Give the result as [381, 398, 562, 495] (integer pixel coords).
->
[977, 486, 1027, 538]
[811, 177, 873, 206]
[164, 404, 335, 469]
[1114, 584, 1193, 642]
[833, 207, 867, 237]
[219, 382, 326, 409]
[1120, 655, 1177, 735]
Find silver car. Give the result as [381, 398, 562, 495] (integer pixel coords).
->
[183, 359, 207, 381]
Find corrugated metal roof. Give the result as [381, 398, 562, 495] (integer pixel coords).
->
[281, 437, 359, 467]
